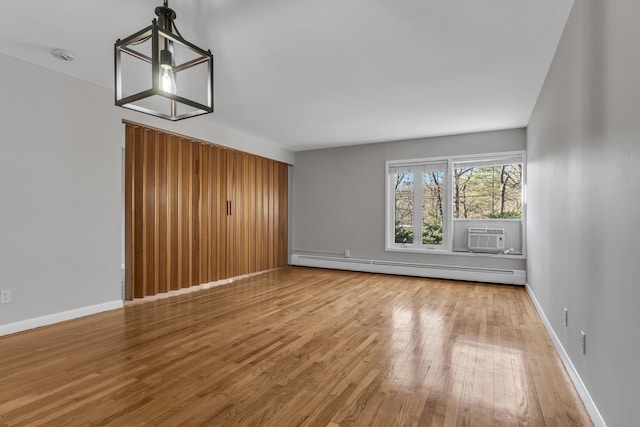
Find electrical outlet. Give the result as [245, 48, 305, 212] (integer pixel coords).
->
[344, 249, 351, 258]
[564, 307, 568, 327]
[580, 331, 586, 355]
[0, 289, 11, 304]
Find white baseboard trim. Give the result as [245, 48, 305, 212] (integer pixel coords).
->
[291, 253, 526, 285]
[0, 300, 124, 337]
[526, 284, 606, 427]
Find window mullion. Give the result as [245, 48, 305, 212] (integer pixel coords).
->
[444, 161, 453, 251]
[413, 172, 423, 247]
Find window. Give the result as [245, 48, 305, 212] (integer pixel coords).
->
[386, 152, 525, 254]
[452, 156, 523, 219]
[388, 160, 448, 250]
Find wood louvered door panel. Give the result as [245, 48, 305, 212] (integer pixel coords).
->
[277, 162, 289, 267]
[124, 122, 288, 300]
[246, 154, 257, 274]
[227, 151, 249, 278]
[271, 161, 288, 269]
[224, 150, 235, 279]
[238, 153, 251, 276]
[199, 143, 211, 284]
[125, 125, 202, 299]
[266, 160, 275, 270]
[125, 126, 166, 298]
[214, 147, 229, 281]
[198, 143, 226, 284]
[254, 157, 265, 273]
[177, 138, 190, 290]
[263, 160, 289, 270]
[261, 157, 271, 271]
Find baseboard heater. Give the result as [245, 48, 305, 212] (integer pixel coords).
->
[290, 254, 526, 285]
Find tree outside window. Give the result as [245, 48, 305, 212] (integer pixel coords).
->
[394, 173, 414, 244]
[453, 163, 522, 219]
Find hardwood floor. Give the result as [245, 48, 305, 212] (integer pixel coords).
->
[0, 267, 592, 426]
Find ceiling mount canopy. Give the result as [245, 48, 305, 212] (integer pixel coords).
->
[114, 0, 214, 121]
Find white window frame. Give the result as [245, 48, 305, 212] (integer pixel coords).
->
[385, 156, 452, 253]
[385, 150, 526, 256]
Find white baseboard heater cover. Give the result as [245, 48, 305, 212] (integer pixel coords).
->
[290, 254, 525, 285]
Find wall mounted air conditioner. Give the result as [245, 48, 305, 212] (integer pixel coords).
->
[467, 228, 505, 253]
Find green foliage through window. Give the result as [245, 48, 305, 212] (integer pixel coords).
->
[453, 164, 522, 219]
[395, 221, 413, 244]
[487, 211, 521, 219]
[422, 218, 443, 245]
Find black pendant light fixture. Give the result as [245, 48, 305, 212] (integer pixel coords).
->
[115, 1, 213, 121]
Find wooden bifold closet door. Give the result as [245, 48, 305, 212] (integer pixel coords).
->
[124, 122, 288, 300]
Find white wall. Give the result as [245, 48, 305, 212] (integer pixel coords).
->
[0, 53, 293, 330]
[527, 1, 640, 425]
[292, 129, 526, 271]
[0, 54, 122, 326]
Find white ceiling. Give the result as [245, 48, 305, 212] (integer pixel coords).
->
[0, 0, 573, 151]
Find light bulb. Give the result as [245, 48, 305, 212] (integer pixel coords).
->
[159, 49, 177, 94]
[160, 65, 177, 94]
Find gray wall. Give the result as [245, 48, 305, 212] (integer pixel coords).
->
[0, 53, 293, 328]
[527, 1, 640, 424]
[0, 54, 122, 324]
[292, 128, 526, 271]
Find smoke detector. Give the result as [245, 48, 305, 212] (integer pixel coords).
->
[51, 49, 75, 62]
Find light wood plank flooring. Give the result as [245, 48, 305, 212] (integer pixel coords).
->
[0, 267, 592, 426]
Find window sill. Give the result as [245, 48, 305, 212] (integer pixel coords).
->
[386, 246, 526, 259]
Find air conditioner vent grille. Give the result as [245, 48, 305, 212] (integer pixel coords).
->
[468, 228, 504, 235]
[468, 228, 505, 253]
